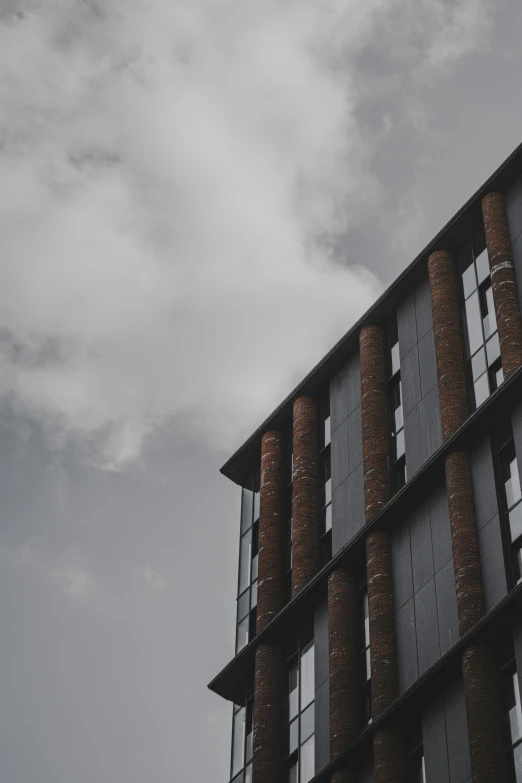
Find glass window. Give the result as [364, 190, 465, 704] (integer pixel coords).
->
[241, 482, 254, 533]
[283, 633, 315, 782]
[237, 590, 250, 621]
[300, 703, 314, 743]
[474, 372, 490, 409]
[475, 247, 490, 285]
[465, 291, 483, 357]
[486, 331, 501, 366]
[471, 347, 487, 381]
[300, 642, 315, 709]
[300, 736, 315, 783]
[236, 616, 249, 654]
[238, 532, 252, 595]
[324, 414, 331, 448]
[244, 765, 252, 783]
[232, 706, 246, 776]
[391, 341, 400, 376]
[253, 489, 260, 523]
[462, 261, 478, 299]
[483, 283, 497, 340]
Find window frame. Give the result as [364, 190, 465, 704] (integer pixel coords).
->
[282, 626, 316, 783]
[230, 680, 255, 783]
[235, 471, 260, 654]
[493, 423, 522, 589]
[318, 394, 332, 567]
[495, 636, 522, 783]
[387, 319, 406, 492]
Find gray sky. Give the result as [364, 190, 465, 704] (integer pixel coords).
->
[0, 1, 521, 781]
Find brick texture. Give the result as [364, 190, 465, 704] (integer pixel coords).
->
[257, 430, 285, 632]
[253, 644, 282, 783]
[366, 529, 397, 718]
[482, 191, 522, 378]
[331, 768, 357, 783]
[360, 325, 391, 521]
[462, 645, 505, 783]
[445, 451, 484, 636]
[328, 569, 358, 758]
[292, 396, 318, 596]
[429, 251, 505, 783]
[427, 249, 469, 440]
[373, 727, 406, 783]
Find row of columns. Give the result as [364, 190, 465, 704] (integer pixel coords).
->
[252, 191, 522, 783]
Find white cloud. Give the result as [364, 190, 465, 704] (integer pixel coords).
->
[52, 565, 98, 599]
[0, 0, 493, 468]
[143, 564, 168, 591]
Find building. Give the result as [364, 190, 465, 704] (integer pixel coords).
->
[208, 141, 522, 783]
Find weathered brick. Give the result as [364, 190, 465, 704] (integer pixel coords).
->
[482, 191, 522, 378]
[292, 396, 318, 596]
[252, 644, 282, 783]
[329, 569, 358, 758]
[373, 726, 406, 783]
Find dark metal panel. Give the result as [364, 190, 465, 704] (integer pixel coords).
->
[415, 275, 434, 341]
[415, 578, 440, 676]
[358, 759, 374, 783]
[314, 598, 330, 690]
[332, 478, 349, 556]
[404, 402, 425, 477]
[401, 345, 421, 416]
[315, 679, 330, 772]
[477, 514, 508, 613]
[422, 388, 443, 461]
[506, 174, 522, 243]
[470, 436, 499, 530]
[512, 402, 522, 487]
[512, 230, 522, 313]
[410, 502, 435, 594]
[347, 463, 365, 542]
[330, 365, 347, 434]
[395, 597, 418, 693]
[435, 560, 459, 656]
[346, 353, 361, 418]
[331, 417, 348, 492]
[430, 483, 453, 574]
[422, 696, 450, 783]
[444, 677, 472, 783]
[347, 405, 363, 475]
[391, 517, 413, 612]
[513, 618, 522, 703]
[398, 291, 418, 359]
[418, 329, 438, 399]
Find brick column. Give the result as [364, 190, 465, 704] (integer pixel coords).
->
[482, 191, 522, 378]
[252, 432, 285, 783]
[257, 430, 285, 632]
[360, 325, 405, 783]
[292, 396, 318, 596]
[428, 250, 505, 783]
[253, 644, 282, 783]
[329, 569, 358, 760]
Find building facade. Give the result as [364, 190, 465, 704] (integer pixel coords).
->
[208, 142, 522, 783]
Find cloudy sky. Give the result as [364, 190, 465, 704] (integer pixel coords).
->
[0, 0, 522, 781]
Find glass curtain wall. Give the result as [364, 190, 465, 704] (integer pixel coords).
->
[318, 395, 332, 566]
[230, 681, 254, 783]
[236, 473, 260, 654]
[388, 319, 406, 490]
[495, 421, 522, 586]
[496, 637, 522, 782]
[282, 628, 315, 783]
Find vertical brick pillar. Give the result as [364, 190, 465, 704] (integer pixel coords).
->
[329, 569, 358, 758]
[253, 644, 282, 783]
[291, 396, 317, 596]
[257, 430, 285, 632]
[482, 191, 522, 378]
[359, 325, 405, 783]
[428, 250, 505, 783]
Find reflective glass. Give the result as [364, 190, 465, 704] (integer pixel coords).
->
[475, 247, 490, 285]
[391, 341, 400, 376]
[365, 647, 371, 679]
[287, 716, 298, 755]
[396, 428, 405, 459]
[231, 773, 244, 783]
[473, 373, 489, 408]
[325, 477, 332, 506]
[506, 458, 522, 509]
[246, 731, 253, 763]
[238, 532, 252, 595]
[465, 291, 484, 357]
[515, 545, 522, 584]
[300, 702, 315, 743]
[237, 589, 250, 621]
[232, 706, 246, 776]
[286, 760, 298, 783]
[495, 365, 504, 388]
[509, 672, 522, 744]
[395, 401, 403, 433]
[245, 764, 252, 783]
[324, 415, 331, 447]
[300, 735, 315, 783]
[250, 580, 258, 609]
[509, 503, 522, 543]
[236, 616, 249, 654]
[514, 743, 522, 783]
[251, 554, 258, 583]
[364, 591, 370, 646]
[483, 285, 497, 340]
[471, 347, 486, 381]
[288, 668, 299, 722]
[462, 262, 477, 299]
[301, 642, 315, 709]
[253, 490, 260, 523]
[486, 332, 500, 366]
[241, 482, 254, 533]
[325, 503, 332, 532]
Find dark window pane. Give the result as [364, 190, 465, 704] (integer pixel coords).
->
[288, 717, 299, 755]
[301, 642, 315, 709]
[253, 490, 260, 523]
[250, 580, 258, 609]
[300, 702, 315, 743]
[300, 735, 315, 783]
[394, 456, 406, 490]
[236, 616, 249, 654]
[505, 451, 522, 509]
[231, 773, 244, 783]
[395, 401, 403, 433]
[251, 553, 258, 583]
[473, 373, 490, 409]
[475, 247, 490, 285]
[363, 591, 370, 647]
[514, 544, 522, 584]
[238, 531, 252, 594]
[396, 428, 405, 459]
[245, 731, 253, 763]
[324, 414, 331, 448]
[325, 503, 332, 532]
[471, 347, 486, 381]
[483, 283, 497, 340]
[494, 364, 504, 389]
[241, 482, 254, 533]
[245, 763, 252, 783]
[486, 331, 500, 366]
[508, 671, 522, 743]
[463, 262, 478, 299]
[237, 589, 250, 621]
[465, 291, 484, 357]
[285, 760, 298, 783]
[514, 743, 522, 783]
